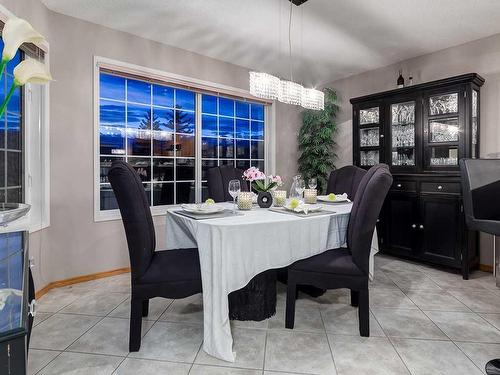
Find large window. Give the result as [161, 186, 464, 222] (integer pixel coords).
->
[0, 39, 22, 203]
[97, 67, 268, 214]
[201, 94, 265, 200]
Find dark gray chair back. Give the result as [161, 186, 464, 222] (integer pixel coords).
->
[347, 164, 392, 274]
[207, 165, 249, 202]
[108, 161, 155, 280]
[460, 158, 500, 235]
[327, 165, 367, 200]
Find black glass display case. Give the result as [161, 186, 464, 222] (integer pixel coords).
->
[351, 73, 484, 279]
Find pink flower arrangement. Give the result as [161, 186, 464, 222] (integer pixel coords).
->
[242, 166, 266, 182]
[243, 167, 283, 192]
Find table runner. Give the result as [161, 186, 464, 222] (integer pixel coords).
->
[164, 202, 377, 362]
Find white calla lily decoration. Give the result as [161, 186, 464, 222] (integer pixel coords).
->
[1, 17, 45, 74]
[0, 59, 52, 116]
[0, 16, 51, 117]
[13, 59, 52, 86]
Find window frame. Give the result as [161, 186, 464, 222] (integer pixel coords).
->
[0, 10, 50, 233]
[94, 56, 275, 222]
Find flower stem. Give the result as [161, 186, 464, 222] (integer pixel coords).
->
[0, 83, 18, 118]
[0, 60, 7, 80]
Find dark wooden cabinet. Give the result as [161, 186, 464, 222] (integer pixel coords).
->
[351, 73, 484, 279]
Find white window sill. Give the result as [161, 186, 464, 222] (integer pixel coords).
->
[94, 205, 178, 222]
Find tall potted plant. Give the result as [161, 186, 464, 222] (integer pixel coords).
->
[297, 88, 338, 193]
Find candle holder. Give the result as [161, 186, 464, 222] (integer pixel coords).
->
[237, 192, 253, 210]
[272, 190, 287, 207]
[304, 189, 317, 204]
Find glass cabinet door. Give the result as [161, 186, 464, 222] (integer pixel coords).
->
[358, 106, 381, 167]
[472, 90, 478, 158]
[425, 92, 460, 168]
[390, 101, 416, 167]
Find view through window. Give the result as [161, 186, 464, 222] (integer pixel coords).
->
[98, 70, 266, 211]
[0, 39, 23, 204]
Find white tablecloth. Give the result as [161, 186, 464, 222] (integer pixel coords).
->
[165, 202, 378, 362]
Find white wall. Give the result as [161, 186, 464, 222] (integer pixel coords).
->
[326, 32, 500, 266]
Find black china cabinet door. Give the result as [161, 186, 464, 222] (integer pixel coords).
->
[386, 95, 421, 173]
[418, 194, 461, 267]
[354, 103, 384, 168]
[383, 193, 418, 257]
[422, 86, 464, 172]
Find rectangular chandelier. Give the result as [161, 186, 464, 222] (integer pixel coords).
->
[249, 71, 324, 110]
[249, 72, 280, 100]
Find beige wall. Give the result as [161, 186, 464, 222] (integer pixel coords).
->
[326, 32, 500, 266]
[2, 0, 304, 289]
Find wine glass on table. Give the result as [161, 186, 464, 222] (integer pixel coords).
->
[308, 177, 317, 190]
[296, 178, 305, 199]
[228, 179, 241, 214]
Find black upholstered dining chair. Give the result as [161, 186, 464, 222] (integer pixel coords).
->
[460, 158, 500, 375]
[326, 165, 367, 200]
[285, 164, 392, 336]
[206, 165, 249, 202]
[108, 161, 203, 352]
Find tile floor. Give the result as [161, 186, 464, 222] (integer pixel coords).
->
[28, 254, 500, 374]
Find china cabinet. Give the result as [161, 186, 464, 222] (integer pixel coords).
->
[351, 73, 484, 278]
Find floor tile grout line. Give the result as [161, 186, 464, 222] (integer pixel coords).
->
[369, 307, 414, 375]
[416, 299, 487, 374]
[110, 356, 127, 375]
[262, 328, 268, 372]
[33, 350, 65, 375]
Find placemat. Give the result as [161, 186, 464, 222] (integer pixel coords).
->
[268, 207, 337, 218]
[170, 209, 244, 220]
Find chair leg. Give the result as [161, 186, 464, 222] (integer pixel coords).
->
[285, 280, 297, 329]
[351, 290, 359, 307]
[358, 289, 369, 337]
[142, 299, 149, 317]
[129, 297, 143, 352]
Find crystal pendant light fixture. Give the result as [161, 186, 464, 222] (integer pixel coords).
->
[249, 71, 280, 100]
[301, 87, 325, 110]
[248, 0, 324, 110]
[279, 80, 303, 105]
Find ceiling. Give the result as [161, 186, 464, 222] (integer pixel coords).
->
[41, 0, 500, 86]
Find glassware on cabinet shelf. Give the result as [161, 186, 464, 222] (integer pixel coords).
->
[360, 127, 379, 147]
[429, 93, 458, 115]
[429, 146, 458, 166]
[392, 151, 415, 166]
[392, 101, 415, 125]
[392, 125, 415, 147]
[472, 90, 478, 158]
[429, 118, 459, 143]
[360, 150, 379, 166]
[359, 107, 379, 125]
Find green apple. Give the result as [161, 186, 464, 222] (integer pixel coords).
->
[205, 198, 215, 204]
[289, 198, 300, 209]
[328, 193, 336, 201]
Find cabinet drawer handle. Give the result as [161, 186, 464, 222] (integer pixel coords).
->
[412, 224, 416, 228]
[419, 224, 424, 229]
[437, 185, 443, 190]
[397, 183, 402, 188]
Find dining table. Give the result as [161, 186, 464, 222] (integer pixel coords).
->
[164, 200, 378, 362]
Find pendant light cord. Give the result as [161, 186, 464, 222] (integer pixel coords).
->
[288, 0, 293, 81]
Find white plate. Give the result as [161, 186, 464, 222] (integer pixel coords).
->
[284, 203, 323, 213]
[317, 195, 350, 203]
[181, 203, 225, 214]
